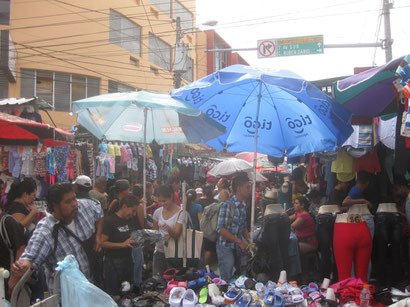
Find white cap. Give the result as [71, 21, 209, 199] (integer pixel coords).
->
[195, 188, 203, 194]
[73, 175, 92, 187]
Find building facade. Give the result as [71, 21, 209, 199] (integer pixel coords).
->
[0, 0, 247, 129]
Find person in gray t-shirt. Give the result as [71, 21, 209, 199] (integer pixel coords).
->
[89, 177, 108, 211]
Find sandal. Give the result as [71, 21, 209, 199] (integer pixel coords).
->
[212, 277, 227, 286]
[163, 268, 178, 280]
[288, 288, 304, 304]
[235, 292, 253, 306]
[308, 282, 319, 294]
[199, 287, 209, 304]
[188, 276, 212, 290]
[224, 286, 243, 302]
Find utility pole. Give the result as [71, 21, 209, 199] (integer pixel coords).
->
[174, 17, 182, 89]
[382, 0, 393, 62]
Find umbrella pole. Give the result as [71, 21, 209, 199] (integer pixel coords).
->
[182, 182, 187, 267]
[250, 83, 263, 244]
[143, 107, 147, 220]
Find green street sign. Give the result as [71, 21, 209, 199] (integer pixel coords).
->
[257, 35, 324, 58]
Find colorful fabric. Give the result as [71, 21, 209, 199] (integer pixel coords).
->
[354, 150, 381, 173]
[9, 147, 22, 178]
[33, 152, 47, 177]
[54, 146, 70, 183]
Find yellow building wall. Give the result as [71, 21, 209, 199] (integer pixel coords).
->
[7, 0, 196, 98]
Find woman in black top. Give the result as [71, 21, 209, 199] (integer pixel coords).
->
[5, 179, 37, 233]
[102, 194, 139, 299]
[0, 207, 26, 299]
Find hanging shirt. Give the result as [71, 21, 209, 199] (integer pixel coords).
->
[21, 149, 34, 177]
[9, 147, 22, 178]
[354, 150, 381, 173]
[107, 144, 115, 157]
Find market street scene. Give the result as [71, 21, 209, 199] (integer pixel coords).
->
[0, 0, 409, 306]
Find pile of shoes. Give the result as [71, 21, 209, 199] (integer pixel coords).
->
[161, 268, 341, 307]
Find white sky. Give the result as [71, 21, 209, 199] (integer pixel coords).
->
[195, 0, 410, 81]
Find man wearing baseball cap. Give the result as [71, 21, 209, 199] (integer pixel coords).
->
[72, 175, 104, 288]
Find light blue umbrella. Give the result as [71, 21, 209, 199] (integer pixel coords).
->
[72, 90, 225, 218]
[171, 64, 353, 240]
[72, 91, 225, 144]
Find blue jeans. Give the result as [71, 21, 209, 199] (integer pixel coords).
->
[216, 245, 242, 282]
[103, 255, 133, 296]
[132, 247, 144, 286]
[153, 252, 168, 277]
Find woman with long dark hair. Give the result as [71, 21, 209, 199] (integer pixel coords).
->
[107, 179, 130, 214]
[5, 179, 37, 232]
[101, 194, 139, 300]
[186, 189, 203, 230]
[152, 185, 183, 276]
[289, 196, 318, 254]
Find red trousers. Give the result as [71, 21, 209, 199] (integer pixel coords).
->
[333, 222, 372, 282]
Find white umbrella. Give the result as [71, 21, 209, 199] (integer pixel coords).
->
[208, 158, 267, 181]
[208, 158, 253, 177]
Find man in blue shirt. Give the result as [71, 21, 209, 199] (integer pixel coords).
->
[342, 171, 372, 209]
[9, 183, 103, 293]
[216, 174, 251, 282]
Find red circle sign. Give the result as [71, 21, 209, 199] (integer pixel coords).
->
[258, 40, 276, 57]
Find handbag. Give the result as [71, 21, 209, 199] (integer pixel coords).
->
[164, 210, 203, 268]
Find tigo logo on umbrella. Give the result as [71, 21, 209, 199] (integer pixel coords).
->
[244, 116, 272, 134]
[285, 115, 312, 134]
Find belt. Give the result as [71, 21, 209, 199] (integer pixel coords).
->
[298, 235, 316, 243]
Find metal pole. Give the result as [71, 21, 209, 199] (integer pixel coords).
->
[250, 83, 263, 244]
[205, 43, 384, 53]
[382, 0, 393, 62]
[182, 182, 187, 267]
[143, 107, 147, 219]
[174, 17, 182, 89]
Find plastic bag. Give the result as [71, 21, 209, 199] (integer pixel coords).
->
[130, 229, 162, 248]
[56, 255, 116, 307]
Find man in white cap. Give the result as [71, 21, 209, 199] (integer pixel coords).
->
[72, 175, 104, 288]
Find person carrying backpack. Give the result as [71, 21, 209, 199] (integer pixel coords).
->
[216, 175, 251, 282]
[200, 189, 229, 266]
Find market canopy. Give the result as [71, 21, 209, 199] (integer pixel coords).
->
[0, 112, 73, 146]
[72, 91, 226, 144]
[333, 55, 407, 117]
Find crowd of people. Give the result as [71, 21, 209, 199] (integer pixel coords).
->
[0, 167, 409, 304]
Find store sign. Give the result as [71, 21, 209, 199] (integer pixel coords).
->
[161, 126, 183, 134]
[257, 35, 324, 58]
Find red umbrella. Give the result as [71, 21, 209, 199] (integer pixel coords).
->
[235, 152, 287, 172]
[0, 112, 73, 146]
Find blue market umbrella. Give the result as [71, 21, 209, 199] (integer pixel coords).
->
[72, 90, 225, 218]
[171, 64, 353, 240]
[72, 90, 225, 144]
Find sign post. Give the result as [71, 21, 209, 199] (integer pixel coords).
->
[257, 35, 324, 58]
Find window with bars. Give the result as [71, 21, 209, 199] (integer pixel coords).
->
[108, 80, 135, 93]
[0, 0, 10, 25]
[173, 1, 193, 33]
[109, 9, 142, 56]
[149, 0, 171, 17]
[20, 69, 100, 112]
[148, 33, 171, 71]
